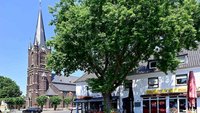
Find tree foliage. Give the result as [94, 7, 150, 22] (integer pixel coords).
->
[14, 97, 25, 110]
[0, 76, 22, 98]
[48, 0, 200, 112]
[64, 97, 73, 107]
[49, 96, 61, 110]
[2, 97, 25, 110]
[4, 97, 15, 108]
[36, 96, 48, 110]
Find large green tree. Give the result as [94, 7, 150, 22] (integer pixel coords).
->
[48, 0, 200, 112]
[36, 96, 48, 110]
[0, 76, 22, 98]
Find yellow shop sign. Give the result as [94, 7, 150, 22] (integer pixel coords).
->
[146, 86, 187, 94]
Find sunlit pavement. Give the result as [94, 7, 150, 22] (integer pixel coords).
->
[11, 109, 77, 113]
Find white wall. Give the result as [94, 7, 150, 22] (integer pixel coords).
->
[75, 81, 129, 110]
[127, 67, 200, 113]
[75, 67, 200, 113]
[76, 82, 102, 97]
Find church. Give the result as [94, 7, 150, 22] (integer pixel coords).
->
[26, 3, 78, 108]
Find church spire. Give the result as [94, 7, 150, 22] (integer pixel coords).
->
[34, 1, 46, 47]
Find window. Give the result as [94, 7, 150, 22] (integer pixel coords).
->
[142, 97, 166, 113]
[169, 97, 187, 113]
[40, 52, 46, 64]
[176, 74, 187, 85]
[143, 100, 149, 113]
[148, 61, 157, 69]
[148, 77, 159, 88]
[177, 54, 188, 64]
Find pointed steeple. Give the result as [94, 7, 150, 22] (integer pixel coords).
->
[34, 1, 46, 47]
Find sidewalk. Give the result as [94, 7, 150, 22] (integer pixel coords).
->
[10, 108, 76, 113]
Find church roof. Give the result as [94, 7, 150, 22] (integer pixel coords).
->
[46, 86, 58, 96]
[34, 3, 46, 47]
[52, 75, 79, 84]
[49, 75, 78, 92]
[52, 83, 76, 92]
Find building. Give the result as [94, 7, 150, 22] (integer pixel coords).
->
[26, 3, 78, 108]
[74, 46, 200, 113]
[74, 73, 133, 113]
[126, 47, 200, 113]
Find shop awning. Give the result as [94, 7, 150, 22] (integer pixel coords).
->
[74, 96, 119, 103]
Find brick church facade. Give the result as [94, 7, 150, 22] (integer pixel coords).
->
[26, 3, 78, 108]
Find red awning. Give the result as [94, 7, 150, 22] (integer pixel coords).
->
[187, 71, 197, 107]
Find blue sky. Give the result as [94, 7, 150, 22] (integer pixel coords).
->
[0, 0, 83, 95]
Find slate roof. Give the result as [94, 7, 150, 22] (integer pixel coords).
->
[134, 46, 200, 74]
[46, 87, 58, 96]
[52, 75, 79, 84]
[179, 47, 200, 68]
[52, 83, 76, 92]
[75, 46, 200, 81]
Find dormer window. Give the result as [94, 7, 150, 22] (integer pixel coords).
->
[177, 54, 188, 64]
[148, 60, 157, 69]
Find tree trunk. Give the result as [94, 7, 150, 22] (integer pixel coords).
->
[41, 105, 43, 111]
[102, 92, 112, 113]
[54, 105, 57, 111]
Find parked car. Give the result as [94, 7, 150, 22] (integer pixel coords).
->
[22, 107, 42, 113]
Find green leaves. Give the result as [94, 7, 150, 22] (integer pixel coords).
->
[0, 76, 22, 98]
[49, 96, 62, 110]
[49, 96, 62, 106]
[36, 96, 48, 107]
[64, 97, 73, 106]
[14, 97, 25, 107]
[2, 97, 25, 109]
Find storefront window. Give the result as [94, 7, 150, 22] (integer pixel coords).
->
[159, 100, 166, 113]
[179, 99, 186, 112]
[143, 100, 149, 113]
[151, 100, 157, 113]
[143, 97, 166, 113]
[170, 99, 178, 113]
[170, 97, 187, 113]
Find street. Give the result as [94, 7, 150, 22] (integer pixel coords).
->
[11, 109, 77, 113]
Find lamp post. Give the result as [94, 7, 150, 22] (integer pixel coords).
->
[86, 86, 89, 96]
[86, 86, 89, 113]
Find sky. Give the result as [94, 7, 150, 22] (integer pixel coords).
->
[0, 0, 83, 95]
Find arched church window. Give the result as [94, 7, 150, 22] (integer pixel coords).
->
[40, 52, 46, 65]
[31, 52, 34, 66]
[29, 75, 31, 85]
[30, 74, 33, 85]
[32, 75, 34, 84]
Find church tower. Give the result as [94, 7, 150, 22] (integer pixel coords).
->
[26, 2, 51, 107]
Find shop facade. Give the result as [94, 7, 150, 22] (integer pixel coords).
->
[75, 73, 133, 113]
[75, 46, 200, 113]
[127, 67, 200, 113]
